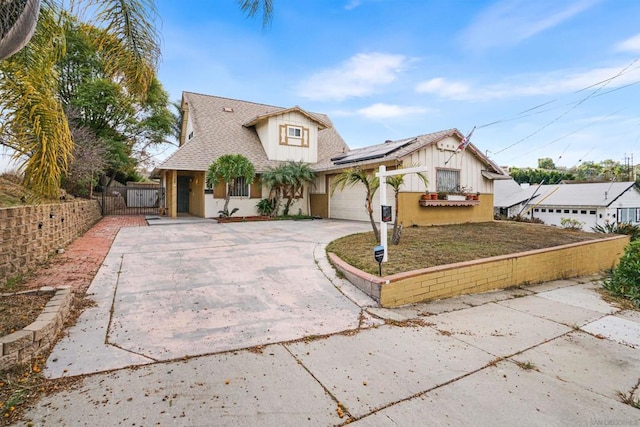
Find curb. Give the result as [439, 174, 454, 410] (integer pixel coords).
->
[0, 287, 73, 371]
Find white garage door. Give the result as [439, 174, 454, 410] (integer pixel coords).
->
[329, 177, 395, 222]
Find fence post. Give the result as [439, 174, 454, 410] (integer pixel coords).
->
[101, 186, 106, 215]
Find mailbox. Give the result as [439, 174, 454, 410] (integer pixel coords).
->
[381, 205, 392, 223]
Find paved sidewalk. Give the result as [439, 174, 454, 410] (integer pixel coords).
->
[17, 219, 640, 426]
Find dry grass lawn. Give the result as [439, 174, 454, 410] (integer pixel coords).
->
[326, 221, 604, 276]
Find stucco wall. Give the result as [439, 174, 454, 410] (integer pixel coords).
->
[0, 200, 102, 285]
[399, 193, 494, 226]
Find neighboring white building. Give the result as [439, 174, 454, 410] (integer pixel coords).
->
[494, 180, 640, 230]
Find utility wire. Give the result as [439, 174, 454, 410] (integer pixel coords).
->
[493, 59, 638, 156]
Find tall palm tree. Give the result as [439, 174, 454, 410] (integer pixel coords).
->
[0, 0, 273, 197]
[331, 167, 380, 243]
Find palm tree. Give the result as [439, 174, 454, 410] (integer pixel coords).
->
[206, 154, 256, 217]
[261, 164, 288, 217]
[386, 165, 428, 245]
[331, 167, 380, 243]
[0, 0, 273, 197]
[282, 161, 315, 216]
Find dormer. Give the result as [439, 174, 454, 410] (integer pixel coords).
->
[243, 106, 330, 163]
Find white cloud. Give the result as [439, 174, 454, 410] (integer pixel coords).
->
[460, 0, 600, 51]
[616, 34, 640, 53]
[297, 52, 408, 101]
[356, 103, 430, 119]
[415, 63, 640, 101]
[344, 0, 361, 10]
[415, 78, 471, 99]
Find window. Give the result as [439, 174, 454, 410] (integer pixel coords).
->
[589, 211, 596, 215]
[556, 209, 562, 213]
[580, 210, 587, 214]
[572, 210, 578, 214]
[288, 126, 302, 138]
[228, 177, 249, 198]
[534, 208, 539, 212]
[564, 209, 569, 213]
[436, 169, 460, 193]
[617, 207, 640, 223]
[541, 209, 546, 212]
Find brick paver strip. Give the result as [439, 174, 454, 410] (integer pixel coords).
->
[23, 216, 147, 293]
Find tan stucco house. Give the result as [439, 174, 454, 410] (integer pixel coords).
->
[154, 92, 507, 225]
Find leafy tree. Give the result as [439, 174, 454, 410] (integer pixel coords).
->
[386, 166, 428, 245]
[206, 154, 256, 216]
[537, 158, 555, 170]
[331, 168, 380, 243]
[509, 167, 574, 185]
[0, 0, 273, 197]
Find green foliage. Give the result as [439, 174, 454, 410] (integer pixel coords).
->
[218, 208, 239, 218]
[331, 167, 380, 243]
[560, 217, 585, 231]
[537, 158, 556, 170]
[603, 241, 640, 308]
[261, 161, 315, 217]
[509, 167, 574, 185]
[592, 221, 640, 242]
[207, 154, 256, 214]
[256, 198, 275, 216]
[385, 164, 428, 245]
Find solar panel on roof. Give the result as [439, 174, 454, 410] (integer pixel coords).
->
[332, 138, 415, 165]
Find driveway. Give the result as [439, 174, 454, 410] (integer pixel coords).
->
[45, 219, 377, 377]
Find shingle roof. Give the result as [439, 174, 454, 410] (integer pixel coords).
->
[156, 92, 349, 173]
[314, 128, 505, 174]
[494, 180, 639, 208]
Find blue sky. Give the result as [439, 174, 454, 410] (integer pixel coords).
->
[0, 0, 638, 172]
[152, 0, 640, 170]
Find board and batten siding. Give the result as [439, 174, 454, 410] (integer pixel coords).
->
[255, 111, 319, 163]
[405, 137, 493, 194]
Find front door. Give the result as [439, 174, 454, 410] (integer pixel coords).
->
[177, 176, 190, 213]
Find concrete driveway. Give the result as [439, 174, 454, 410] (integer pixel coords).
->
[45, 219, 377, 377]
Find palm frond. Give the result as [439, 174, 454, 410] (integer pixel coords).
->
[238, 0, 273, 28]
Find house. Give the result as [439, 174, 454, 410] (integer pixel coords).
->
[493, 180, 539, 218]
[494, 180, 640, 230]
[154, 92, 508, 225]
[154, 92, 348, 218]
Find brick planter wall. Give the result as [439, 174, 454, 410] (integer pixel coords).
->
[0, 200, 102, 285]
[329, 234, 630, 308]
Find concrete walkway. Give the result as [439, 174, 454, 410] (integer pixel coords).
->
[22, 219, 640, 426]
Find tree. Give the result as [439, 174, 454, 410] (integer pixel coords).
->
[281, 161, 315, 216]
[385, 166, 428, 245]
[538, 158, 555, 170]
[261, 164, 288, 217]
[0, 0, 273, 197]
[206, 154, 256, 217]
[331, 168, 380, 243]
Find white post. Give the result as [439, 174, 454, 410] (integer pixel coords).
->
[379, 165, 388, 262]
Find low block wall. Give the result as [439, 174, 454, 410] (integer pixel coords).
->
[0, 200, 102, 285]
[329, 234, 629, 308]
[0, 287, 73, 370]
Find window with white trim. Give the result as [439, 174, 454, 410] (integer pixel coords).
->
[288, 126, 302, 138]
[436, 169, 460, 193]
[617, 207, 640, 223]
[228, 177, 249, 198]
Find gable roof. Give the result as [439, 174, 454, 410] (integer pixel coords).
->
[156, 92, 349, 173]
[243, 106, 331, 129]
[316, 128, 506, 175]
[494, 180, 639, 208]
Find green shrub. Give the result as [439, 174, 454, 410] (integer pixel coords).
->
[592, 221, 640, 242]
[255, 198, 275, 216]
[603, 241, 640, 307]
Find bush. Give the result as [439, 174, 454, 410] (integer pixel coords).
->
[508, 215, 544, 224]
[603, 241, 640, 308]
[592, 221, 640, 242]
[560, 217, 585, 231]
[255, 198, 275, 216]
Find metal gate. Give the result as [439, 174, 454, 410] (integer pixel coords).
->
[98, 183, 165, 215]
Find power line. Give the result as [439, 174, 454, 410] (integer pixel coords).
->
[492, 58, 639, 156]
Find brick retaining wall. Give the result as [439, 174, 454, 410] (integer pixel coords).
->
[0, 200, 102, 285]
[329, 234, 629, 308]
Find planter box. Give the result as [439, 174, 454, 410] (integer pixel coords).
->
[445, 194, 466, 201]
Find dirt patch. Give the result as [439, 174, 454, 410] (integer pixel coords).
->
[0, 294, 51, 336]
